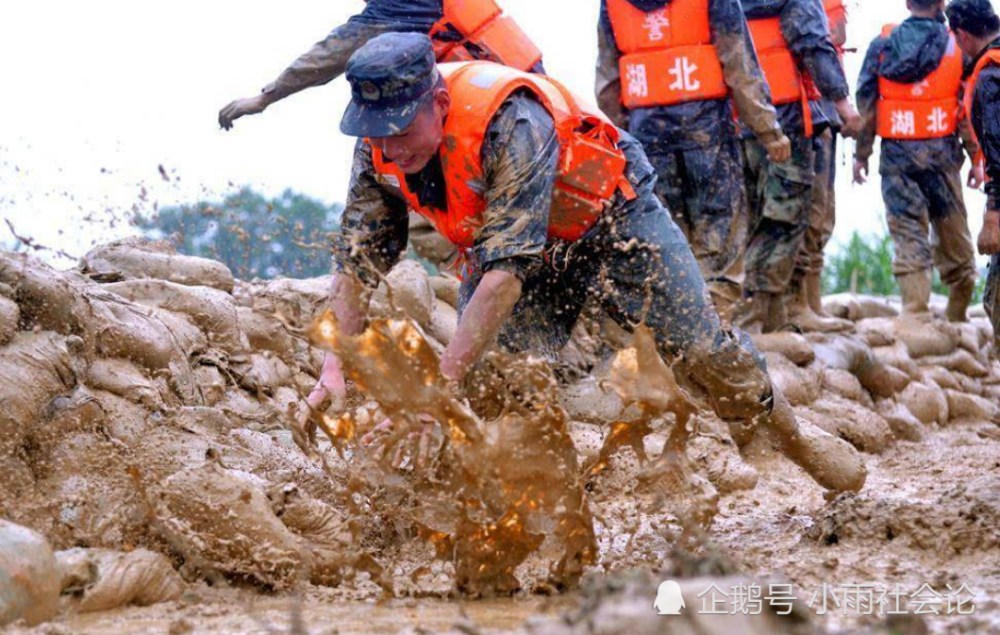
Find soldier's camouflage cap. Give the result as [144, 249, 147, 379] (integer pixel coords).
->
[341, 33, 440, 138]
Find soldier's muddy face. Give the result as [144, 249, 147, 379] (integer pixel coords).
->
[370, 90, 449, 175]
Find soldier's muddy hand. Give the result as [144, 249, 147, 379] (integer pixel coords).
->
[764, 133, 792, 163]
[293, 352, 348, 451]
[219, 93, 273, 130]
[969, 162, 985, 190]
[834, 99, 862, 138]
[853, 158, 869, 185]
[978, 211, 1000, 256]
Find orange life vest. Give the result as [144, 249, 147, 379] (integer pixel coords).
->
[876, 25, 963, 140]
[823, 0, 848, 59]
[964, 48, 1000, 171]
[746, 15, 823, 136]
[370, 62, 635, 250]
[605, 0, 728, 109]
[429, 0, 543, 72]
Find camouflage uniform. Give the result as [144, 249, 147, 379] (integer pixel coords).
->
[795, 127, 838, 279]
[739, 0, 850, 296]
[596, 0, 782, 311]
[856, 18, 979, 291]
[334, 92, 773, 428]
[261, 0, 545, 270]
[968, 37, 1000, 350]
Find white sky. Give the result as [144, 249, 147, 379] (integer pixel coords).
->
[0, 0, 994, 268]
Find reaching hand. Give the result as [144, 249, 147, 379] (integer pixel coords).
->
[978, 212, 1000, 256]
[853, 158, 869, 185]
[218, 94, 271, 130]
[293, 353, 347, 452]
[835, 99, 862, 138]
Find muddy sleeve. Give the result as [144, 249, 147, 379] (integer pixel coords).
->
[331, 141, 410, 288]
[596, 0, 630, 131]
[977, 69, 1000, 210]
[781, 0, 850, 102]
[262, 20, 401, 102]
[958, 85, 982, 165]
[472, 94, 560, 281]
[711, 0, 782, 144]
[855, 36, 884, 163]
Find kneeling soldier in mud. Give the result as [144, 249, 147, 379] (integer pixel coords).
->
[948, 0, 1000, 350]
[310, 33, 867, 494]
[855, 0, 982, 322]
[218, 0, 545, 270]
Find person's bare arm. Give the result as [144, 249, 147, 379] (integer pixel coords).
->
[439, 271, 523, 382]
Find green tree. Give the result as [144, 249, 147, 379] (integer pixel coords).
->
[136, 188, 342, 280]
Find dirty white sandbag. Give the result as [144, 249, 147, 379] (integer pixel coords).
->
[823, 293, 899, 320]
[232, 353, 294, 395]
[429, 298, 458, 347]
[237, 307, 295, 357]
[766, 352, 821, 407]
[81, 238, 235, 293]
[86, 358, 165, 410]
[821, 368, 874, 409]
[250, 276, 332, 330]
[920, 366, 963, 391]
[560, 377, 627, 424]
[898, 381, 949, 425]
[267, 484, 357, 586]
[0, 251, 90, 336]
[0, 295, 18, 346]
[809, 334, 909, 399]
[91, 390, 150, 448]
[752, 332, 815, 366]
[0, 520, 61, 627]
[56, 548, 183, 613]
[0, 332, 75, 456]
[920, 349, 989, 378]
[429, 274, 461, 308]
[857, 317, 957, 359]
[871, 342, 922, 380]
[193, 364, 228, 407]
[370, 260, 434, 329]
[945, 390, 1000, 423]
[804, 396, 893, 454]
[151, 462, 313, 589]
[876, 399, 924, 442]
[104, 279, 248, 353]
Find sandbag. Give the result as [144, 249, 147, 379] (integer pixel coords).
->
[876, 399, 924, 442]
[86, 358, 165, 410]
[429, 274, 461, 308]
[0, 295, 18, 346]
[810, 334, 908, 399]
[232, 353, 294, 395]
[872, 342, 922, 380]
[82, 238, 235, 293]
[0, 332, 75, 456]
[751, 332, 815, 366]
[804, 396, 893, 454]
[945, 390, 1000, 423]
[765, 352, 821, 407]
[56, 548, 183, 613]
[857, 317, 957, 359]
[920, 350, 989, 378]
[267, 484, 357, 586]
[560, 377, 628, 424]
[429, 299, 458, 347]
[898, 382, 949, 426]
[824, 293, 899, 320]
[91, 390, 150, 448]
[370, 260, 434, 330]
[104, 279, 248, 353]
[193, 364, 228, 406]
[237, 307, 295, 357]
[921, 366, 963, 392]
[151, 462, 312, 589]
[822, 368, 874, 409]
[0, 251, 90, 336]
[249, 276, 331, 330]
[0, 520, 61, 627]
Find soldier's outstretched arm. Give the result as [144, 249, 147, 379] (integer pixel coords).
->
[853, 37, 884, 182]
[711, 0, 788, 161]
[219, 20, 398, 130]
[595, 0, 630, 131]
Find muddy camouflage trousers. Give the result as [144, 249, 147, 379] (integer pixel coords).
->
[458, 187, 772, 424]
[646, 137, 747, 309]
[881, 169, 977, 286]
[987, 255, 1000, 354]
[795, 130, 837, 278]
[742, 134, 816, 295]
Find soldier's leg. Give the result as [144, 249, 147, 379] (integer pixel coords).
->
[883, 172, 933, 314]
[986, 256, 1000, 356]
[592, 186, 866, 493]
[922, 170, 977, 322]
[679, 138, 747, 321]
[788, 130, 850, 332]
[740, 135, 816, 333]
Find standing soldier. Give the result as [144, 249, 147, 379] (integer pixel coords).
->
[315, 33, 867, 493]
[595, 0, 792, 318]
[786, 0, 854, 333]
[736, 0, 862, 334]
[217, 0, 544, 270]
[854, 0, 982, 321]
[948, 0, 1000, 346]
